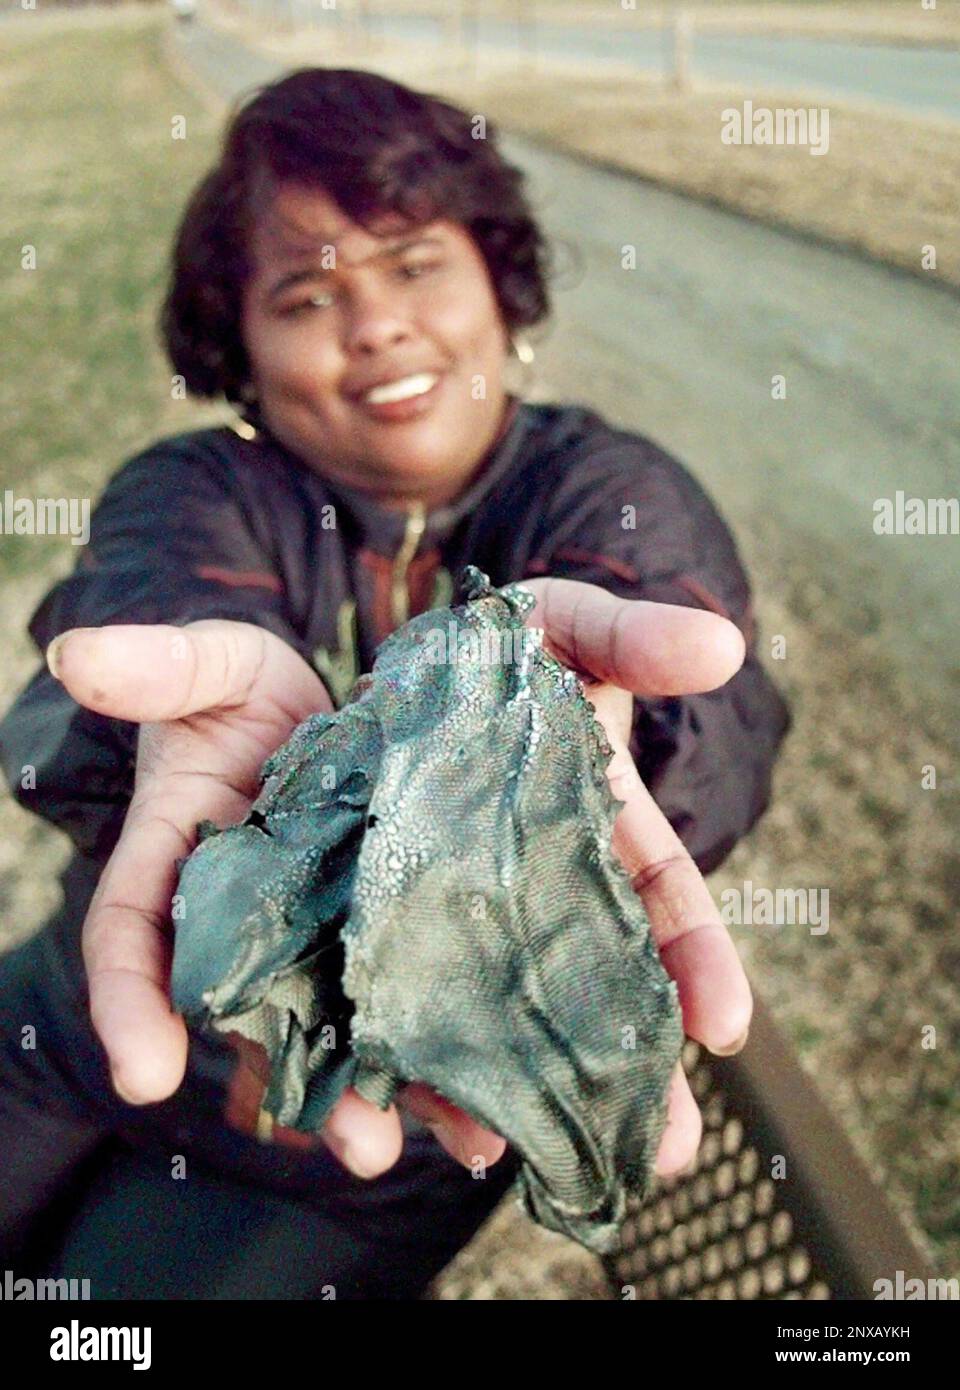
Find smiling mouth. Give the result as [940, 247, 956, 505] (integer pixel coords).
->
[362, 372, 440, 405]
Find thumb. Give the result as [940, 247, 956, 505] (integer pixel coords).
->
[45, 620, 320, 723]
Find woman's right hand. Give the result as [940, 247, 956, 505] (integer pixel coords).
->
[46, 619, 506, 1179]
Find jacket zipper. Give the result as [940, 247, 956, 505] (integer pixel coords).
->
[390, 502, 427, 628]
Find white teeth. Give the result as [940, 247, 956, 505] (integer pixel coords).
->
[364, 372, 438, 405]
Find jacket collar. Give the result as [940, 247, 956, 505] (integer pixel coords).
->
[257, 394, 528, 559]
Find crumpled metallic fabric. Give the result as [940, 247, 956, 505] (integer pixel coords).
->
[172, 566, 684, 1253]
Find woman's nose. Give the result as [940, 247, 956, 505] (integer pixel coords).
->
[343, 286, 414, 356]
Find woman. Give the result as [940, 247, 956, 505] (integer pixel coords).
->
[0, 68, 790, 1297]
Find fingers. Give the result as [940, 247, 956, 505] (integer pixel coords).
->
[655, 1061, 702, 1176]
[521, 576, 745, 697]
[226, 1033, 686, 1176]
[658, 1061, 702, 1173]
[83, 767, 252, 1104]
[91, 961, 188, 1107]
[83, 810, 195, 1104]
[583, 703, 719, 1169]
[221, 1048, 500, 1179]
[222, 1034, 330, 1153]
[223, 1033, 274, 1138]
[398, 1083, 507, 1171]
[580, 695, 716, 1173]
[228, 1026, 697, 1177]
[223, 1039, 402, 1171]
[320, 1088, 404, 1178]
[46, 619, 328, 725]
[580, 693, 712, 1171]
[222, 1033, 402, 1173]
[600, 705, 753, 1055]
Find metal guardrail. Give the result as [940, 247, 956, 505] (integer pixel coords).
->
[606, 996, 938, 1300]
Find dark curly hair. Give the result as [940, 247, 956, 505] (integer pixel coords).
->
[158, 67, 553, 419]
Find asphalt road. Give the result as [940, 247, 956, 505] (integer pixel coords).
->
[177, 17, 960, 687]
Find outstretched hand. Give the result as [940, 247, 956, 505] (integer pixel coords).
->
[47, 581, 750, 1181]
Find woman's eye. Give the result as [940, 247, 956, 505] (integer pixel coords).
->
[283, 293, 333, 315]
[398, 260, 440, 280]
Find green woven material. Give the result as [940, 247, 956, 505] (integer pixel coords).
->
[172, 567, 684, 1253]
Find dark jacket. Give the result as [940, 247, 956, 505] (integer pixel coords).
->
[0, 395, 790, 875]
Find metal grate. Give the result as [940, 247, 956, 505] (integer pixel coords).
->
[605, 999, 936, 1301]
[609, 1040, 832, 1299]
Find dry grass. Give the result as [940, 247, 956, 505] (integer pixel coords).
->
[0, 4, 227, 949]
[464, 72, 960, 291]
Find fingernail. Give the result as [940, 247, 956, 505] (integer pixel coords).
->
[708, 1028, 750, 1058]
[46, 633, 68, 681]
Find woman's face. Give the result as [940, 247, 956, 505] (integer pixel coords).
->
[240, 182, 513, 509]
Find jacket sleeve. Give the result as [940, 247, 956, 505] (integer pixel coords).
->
[527, 439, 792, 876]
[0, 438, 308, 864]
